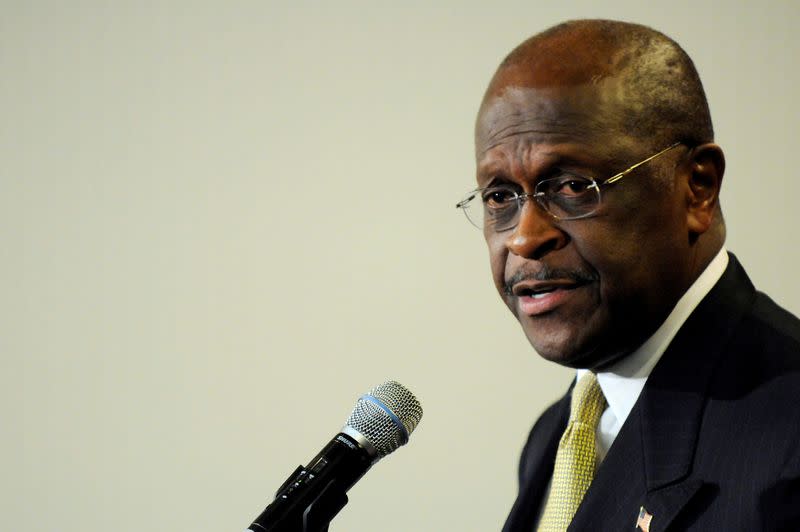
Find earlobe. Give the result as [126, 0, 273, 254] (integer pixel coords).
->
[685, 143, 725, 234]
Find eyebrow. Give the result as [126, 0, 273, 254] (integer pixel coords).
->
[477, 149, 601, 187]
[481, 175, 520, 189]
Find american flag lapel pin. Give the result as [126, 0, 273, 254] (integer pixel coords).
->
[636, 506, 653, 531]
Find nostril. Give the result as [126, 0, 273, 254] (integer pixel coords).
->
[506, 221, 569, 260]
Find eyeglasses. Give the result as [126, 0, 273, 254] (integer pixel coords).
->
[456, 142, 682, 231]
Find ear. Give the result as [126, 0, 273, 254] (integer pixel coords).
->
[684, 143, 725, 234]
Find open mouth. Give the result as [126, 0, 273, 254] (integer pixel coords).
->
[513, 282, 581, 297]
[512, 281, 589, 315]
[518, 286, 562, 299]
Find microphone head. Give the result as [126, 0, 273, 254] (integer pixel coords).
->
[344, 381, 423, 459]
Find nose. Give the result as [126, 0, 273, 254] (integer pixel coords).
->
[505, 199, 568, 259]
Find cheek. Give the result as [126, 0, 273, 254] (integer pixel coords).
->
[570, 227, 642, 301]
[571, 222, 677, 322]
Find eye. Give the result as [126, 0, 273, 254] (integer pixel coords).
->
[550, 175, 595, 197]
[481, 187, 518, 209]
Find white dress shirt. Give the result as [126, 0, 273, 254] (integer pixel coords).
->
[576, 248, 729, 460]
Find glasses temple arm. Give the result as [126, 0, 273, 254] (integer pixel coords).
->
[604, 142, 682, 185]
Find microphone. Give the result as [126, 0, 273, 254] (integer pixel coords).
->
[246, 381, 423, 532]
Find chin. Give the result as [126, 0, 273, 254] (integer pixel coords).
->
[527, 335, 584, 368]
[525, 328, 624, 370]
[534, 346, 593, 369]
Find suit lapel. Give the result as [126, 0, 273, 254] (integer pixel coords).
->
[571, 254, 756, 531]
[637, 254, 754, 530]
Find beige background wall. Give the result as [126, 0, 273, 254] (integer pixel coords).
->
[4, 1, 799, 531]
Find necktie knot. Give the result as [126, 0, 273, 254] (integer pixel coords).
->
[570, 372, 606, 426]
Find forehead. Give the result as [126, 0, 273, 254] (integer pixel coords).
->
[476, 84, 631, 162]
[473, 85, 652, 191]
[478, 87, 587, 151]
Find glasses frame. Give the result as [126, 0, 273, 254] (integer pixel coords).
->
[457, 142, 683, 231]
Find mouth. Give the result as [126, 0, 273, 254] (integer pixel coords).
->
[512, 280, 582, 296]
[511, 280, 589, 316]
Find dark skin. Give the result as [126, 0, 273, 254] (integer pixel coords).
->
[476, 44, 726, 370]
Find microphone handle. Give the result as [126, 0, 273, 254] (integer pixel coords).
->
[247, 433, 374, 532]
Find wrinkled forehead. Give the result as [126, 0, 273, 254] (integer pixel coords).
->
[475, 83, 627, 160]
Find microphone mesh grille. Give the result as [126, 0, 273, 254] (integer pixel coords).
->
[345, 381, 423, 458]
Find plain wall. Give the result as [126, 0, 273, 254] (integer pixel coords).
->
[4, 1, 799, 530]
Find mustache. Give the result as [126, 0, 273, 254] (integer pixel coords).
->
[504, 265, 599, 296]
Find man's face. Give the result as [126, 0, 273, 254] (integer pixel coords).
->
[475, 81, 693, 369]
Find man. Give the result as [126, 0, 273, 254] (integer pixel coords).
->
[458, 20, 800, 530]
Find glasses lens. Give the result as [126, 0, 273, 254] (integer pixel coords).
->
[482, 187, 520, 231]
[458, 186, 522, 231]
[457, 191, 485, 229]
[536, 175, 600, 220]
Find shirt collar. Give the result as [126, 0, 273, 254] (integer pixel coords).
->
[578, 248, 729, 427]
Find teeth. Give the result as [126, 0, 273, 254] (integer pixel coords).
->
[531, 288, 556, 299]
[518, 286, 568, 298]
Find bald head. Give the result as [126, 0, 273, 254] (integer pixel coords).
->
[481, 20, 713, 150]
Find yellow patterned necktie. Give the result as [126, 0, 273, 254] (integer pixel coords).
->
[537, 372, 607, 532]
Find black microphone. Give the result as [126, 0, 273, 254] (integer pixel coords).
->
[246, 381, 423, 532]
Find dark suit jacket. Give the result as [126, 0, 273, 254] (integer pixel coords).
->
[503, 254, 800, 531]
